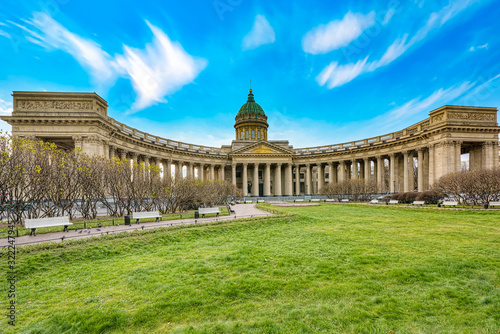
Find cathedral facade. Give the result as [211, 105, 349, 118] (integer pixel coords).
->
[2, 90, 499, 196]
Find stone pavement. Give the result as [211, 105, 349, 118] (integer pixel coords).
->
[0, 204, 271, 247]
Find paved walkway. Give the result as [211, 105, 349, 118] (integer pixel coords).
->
[0, 204, 271, 247]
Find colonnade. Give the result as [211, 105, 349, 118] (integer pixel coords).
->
[108, 147, 227, 181]
[107, 140, 499, 196]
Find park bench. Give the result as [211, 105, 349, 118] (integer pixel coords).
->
[341, 199, 349, 202]
[370, 199, 379, 204]
[245, 200, 253, 204]
[131, 211, 161, 224]
[198, 207, 220, 218]
[488, 201, 500, 207]
[441, 201, 458, 207]
[388, 200, 399, 204]
[311, 199, 321, 202]
[25, 216, 72, 236]
[412, 200, 425, 206]
[294, 199, 304, 202]
[257, 200, 265, 203]
[325, 199, 336, 202]
[228, 205, 235, 214]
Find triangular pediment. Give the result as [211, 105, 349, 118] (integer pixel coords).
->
[230, 141, 294, 156]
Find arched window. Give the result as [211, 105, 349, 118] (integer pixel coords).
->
[257, 130, 260, 139]
[246, 130, 249, 139]
[240, 131, 244, 140]
[252, 130, 255, 139]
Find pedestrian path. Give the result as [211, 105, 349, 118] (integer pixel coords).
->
[0, 204, 271, 247]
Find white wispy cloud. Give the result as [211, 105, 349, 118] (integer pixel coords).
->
[285, 81, 475, 147]
[302, 11, 376, 54]
[242, 15, 275, 50]
[0, 30, 10, 38]
[377, 81, 474, 129]
[317, 57, 368, 88]
[115, 21, 207, 111]
[382, 8, 395, 25]
[469, 43, 488, 52]
[7, 12, 207, 112]
[317, 0, 480, 89]
[20, 12, 117, 84]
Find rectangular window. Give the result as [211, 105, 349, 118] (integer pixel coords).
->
[246, 130, 249, 139]
[240, 131, 244, 140]
[300, 173, 304, 179]
[252, 130, 255, 139]
[257, 130, 260, 139]
[236, 171, 241, 178]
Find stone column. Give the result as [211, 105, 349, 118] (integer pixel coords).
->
[294, 165, 300, 195]
[162, 159, 171, 179]
[275, 163, 282, 196]
[338, 161, 345, 182]
[103, 141, 110, 159]
[305, 164, 312, 195]
[187, 162, 194, 179]
[240, 163, 247, 197]
[403, 151, 409, 192]
[351, 160, 358, 179]
[389, 154, 396, 193]
[317, 164, 324, 194]
[231, 164, 237, 186]
[417, 149, 424, 192]
[119, 150, 127, 161]
[220, 165, 225, 181]
[376, 156, 383, 192]
[109, 147, 116, 159]
[364, 158, 370, 180]
[130, 152, 138, 181]
[264, 163, 271, 196]
[176, 161, 183, 178]
[408, 153, 415, 192]
[253, 163, 259, 196]
[285, 163, 293, 196]
[73, 136, 83, 151]
[455, 141, 462, 172]
[199, 163, 204, 181]
[209, 165, 215, 181]
[428, 145, 435, 187]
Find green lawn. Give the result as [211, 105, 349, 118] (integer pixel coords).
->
[0, 205, 499, 333]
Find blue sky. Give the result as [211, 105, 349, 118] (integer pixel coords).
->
[1, 0, 499, 148]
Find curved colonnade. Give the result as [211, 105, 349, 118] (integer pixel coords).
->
[3, 92, 499, 197]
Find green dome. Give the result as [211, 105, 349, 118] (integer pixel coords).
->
[237, 90, 265, 116]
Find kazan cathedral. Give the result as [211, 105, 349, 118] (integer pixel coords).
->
[2, 90, 499, 197]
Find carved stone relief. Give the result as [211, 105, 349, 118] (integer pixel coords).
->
[16, 100, 93, 111]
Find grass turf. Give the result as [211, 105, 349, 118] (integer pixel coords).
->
[0, 204, 499, 333]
